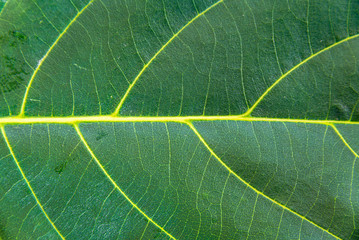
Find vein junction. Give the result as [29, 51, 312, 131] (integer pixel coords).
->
[1, 113, 347, 240]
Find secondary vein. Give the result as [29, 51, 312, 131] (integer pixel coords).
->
[244, 33, 359, 117]
[18, 0, 95, 117]
[187, 122, 342, 240]
[1, 127, 65, 239]
[74, 124, 176, 240]
[112, 0, 224, 115]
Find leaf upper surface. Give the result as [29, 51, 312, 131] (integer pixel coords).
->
[0, 0, 358, 239]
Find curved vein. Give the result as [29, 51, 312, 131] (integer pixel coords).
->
[74, 124, 176, 240]
[1, 127, 64, 240]
[18, 0, 95, 117]
[186, 122, 342, 240]
[244, 33, 359, 116]
[112, 0, 224, 115]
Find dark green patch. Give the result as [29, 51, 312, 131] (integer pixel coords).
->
[0, 218, 8, 240]
[8, 30, 27, 47]
[0, 30, 29, 95]
[54, 153, 79, 174]
[0, 30, 28, 47]
[0, 55, 27, 94]
[96, 130, 108, 141]
[54, 163, 66, 174]
[351, 229, 359, 239]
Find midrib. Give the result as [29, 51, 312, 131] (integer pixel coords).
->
[0, 115, 357, 125]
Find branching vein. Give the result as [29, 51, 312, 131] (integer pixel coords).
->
[244, 33, 359, 116]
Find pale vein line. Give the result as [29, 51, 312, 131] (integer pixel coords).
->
[187, 123, 342, 240]
[165, 123, 172, 185]
[18, 0, 95, 116]
[244, 33, 359, 116]
[246, 194, 259, 240]
[219, 173, 230, 240]
[347, 0, 351, 36]
[112, 0, 224, 115]
[17, 204, 38, 239]
[195, 154, 211, 240]
[274, 209, 284, 240]
[306, 0, 313, 55]
[140, 221, 150, 240]
[73, 125, 176, 240]
[32, 0, 61, 33]
[330, 124, 357, 230]
[0, 0, 9, 17]
[0, 115, 358, 125]
[271, 0, 283, 75]
[1, 127, 65, 240]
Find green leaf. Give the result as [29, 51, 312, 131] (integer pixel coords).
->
[0, 0, 358, 239]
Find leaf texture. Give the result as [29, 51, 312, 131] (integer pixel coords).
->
[0, 0, 359, 239]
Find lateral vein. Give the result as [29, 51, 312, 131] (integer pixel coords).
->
[1, 127, 65, 239]
[244, 33, 359, 116]
[186, 122, 342, 240]
[19, 0, 95, 116]
[74, 125, 176, 240]
[112, 0, 224, 115]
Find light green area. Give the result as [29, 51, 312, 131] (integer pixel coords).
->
[0, 0, 358, 239]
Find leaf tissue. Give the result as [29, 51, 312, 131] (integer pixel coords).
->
[0, 0, 359, 239]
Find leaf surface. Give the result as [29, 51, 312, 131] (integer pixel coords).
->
[0, 0, 359, 239]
